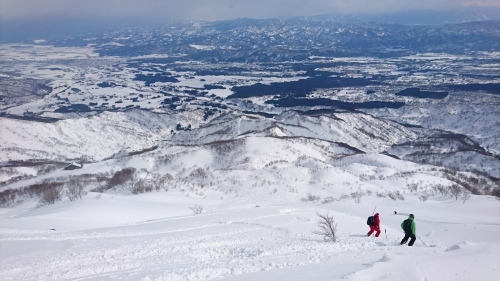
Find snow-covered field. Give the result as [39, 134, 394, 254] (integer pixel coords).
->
[1, 184, 499, 280]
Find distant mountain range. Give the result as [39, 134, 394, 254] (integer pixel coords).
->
[1, 7, 499, 44]
[28, 18, 497, 62]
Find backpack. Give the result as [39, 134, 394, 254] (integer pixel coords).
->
[367, 216, 375, 226]
[403, 219, 412, 232]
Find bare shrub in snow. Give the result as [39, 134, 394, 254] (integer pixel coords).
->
[1, 180, 66, 207]
[435, 184, 449, 196]
[65, 178, 86, 201]
[387, 191, 397, 200]
[395, 190, 405, 200]
[424, 186, 436, 196]
[131, 178, 149, 194]
[91, 173, 110, 193]
[150, 174, 161, 191]
[39, 184, 63, 205]
[67, 174, 95, 187]
[313, 212, 337, 242]
[418, 194, 429, 202]
[189, 204, 204, 214]
[151, 173, 173, 191]
[108, 167, 136, 190]
[210, 139, 245, 155]
[461, 190, 472, 204]
[144, 181, 154, 193]
[301, 193, 321, 203]
[350, 191, 363, 203]
[408, 183, 419, 192]
[375, 191, 386, 198]
[321, 196, 336, 204]
[387, 190, 404, 201]
[0, 189, 23, 207]
[190, 167, 209, 179]
[491, 188, 500, 198]
[449, 184, 462, 200]
[338, 194, 350, 200]
[35, 163, 65, 176]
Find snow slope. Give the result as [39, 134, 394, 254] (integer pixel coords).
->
[1, 147, 499, 280]
[1, 191, 499, 281]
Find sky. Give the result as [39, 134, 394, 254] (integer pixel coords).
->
[1, 0, 500, 23]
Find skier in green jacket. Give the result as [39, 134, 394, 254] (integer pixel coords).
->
[400, 214, 416, 246]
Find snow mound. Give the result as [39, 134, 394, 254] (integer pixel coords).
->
[445, 241, 474, 252]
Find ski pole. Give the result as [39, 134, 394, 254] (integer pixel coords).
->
[372, 206, 377, 215]
[417, 236, 428, 247]
[385, 229, 387, 239]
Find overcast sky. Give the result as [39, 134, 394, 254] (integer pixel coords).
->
[1, 0, 499, 23]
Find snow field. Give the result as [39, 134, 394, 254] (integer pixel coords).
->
[1, 191, 499, 281]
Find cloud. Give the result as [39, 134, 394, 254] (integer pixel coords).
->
[1, 0, 499, 22]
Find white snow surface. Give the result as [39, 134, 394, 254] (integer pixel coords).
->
[1, 187, 499, 280]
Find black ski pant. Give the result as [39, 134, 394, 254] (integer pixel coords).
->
[400, 232, 416, 246]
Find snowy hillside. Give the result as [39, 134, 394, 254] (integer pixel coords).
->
[170, 110, 416, 152]
[366, 92, 500, 155]
[0, 109, 205, 163]
[1, 126, 499, 280]
[1, 180, 499, 280]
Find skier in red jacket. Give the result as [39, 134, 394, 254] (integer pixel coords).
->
[367, 213, 381, 237]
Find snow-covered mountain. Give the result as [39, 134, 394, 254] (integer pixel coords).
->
[170, 110, 416, 151]
[0, 17, 499, 281]
[0, 110, 202, 163]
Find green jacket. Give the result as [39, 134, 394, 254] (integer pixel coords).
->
[401, 217, 416, 234]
